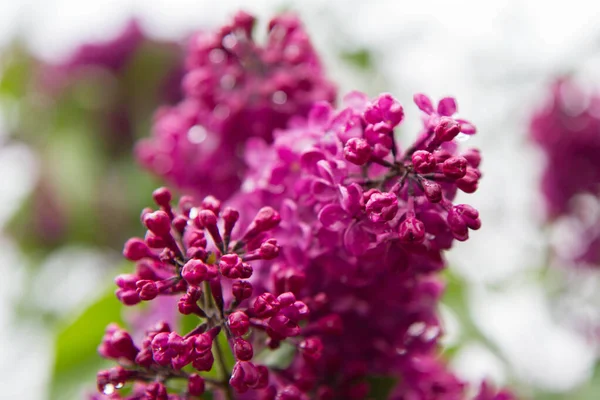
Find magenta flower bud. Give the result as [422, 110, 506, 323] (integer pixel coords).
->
[256, 365, 269, 389]
[259, 238, 280, 260]
[243, 207, 281, 241]
[194, 332, 213, 354]
[223, 206, 240, 236]
[197, 209, 217, 228]
[253, 293, 281, 318]
[182, 259, 208, 286]
[230, 362, 250, 393]
[135, 348, 153, 367]
[277, 292, 296, 307]
[145, 382, 168, 399]
[269, 313, 301, 337]
[293, 301, 310, 318]
[145, 231, 166, 248]
[457, 168, 481, 193]
[123, 238, 153, 261]
[220, 254, 245, 279]
[365, 191, 398, 223]
[398, 215, 426, 244]
[136, 280, 158, 301]
[422, 180, 443, 203]
[172, 215, 188, 234]
[201, 195, 221, 215]
[434, 117, 461, 142]
[228, 311, 250, 336]
[364, 93, 404, 126]
[150, 332, 172, 366]
[277, 385, 303, 400]
[462, 148, 481, 168]
[442, 156, 468, 179]
[188, 374, 205, 396]
[299, 337, 323, 362]
[185, 229, 207, 248]
[116, 289, 141, 306]
[343, 138, 372, 166]
[447, 204, 481, 241]
[192, 350, 214, 371]
[232, 280, 253, 302]
[178, 296, 195, 315]
[152, 187, 172, 208]
[273, 266, 306, 295]
[143, 211, 172, 238]
[414, 93, 434, 114]
[412, 150, 437, 174]
[234, 338, 254, 361]
[115, 274, 137, 289]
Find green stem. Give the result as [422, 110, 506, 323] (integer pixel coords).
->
[213, 336, 233, 400]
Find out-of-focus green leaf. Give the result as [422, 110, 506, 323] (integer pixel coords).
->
[0, 46, 31, 98]
[257, 341, 296, 370]
[366, 375, 398, 400]
[340, 48, 373, 70]
[51, 287, 124, 400]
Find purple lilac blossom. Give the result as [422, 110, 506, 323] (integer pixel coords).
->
[529, 77, 600, 219]
[135, 11, 336, 200]
[225, 91, 489, 397]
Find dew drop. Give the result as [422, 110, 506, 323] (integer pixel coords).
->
[115, 382, 124, 389]
[103, 383, 115, 395]
[272, 90, 287, 105]
[187, 125, 208, 144]
[455, 132, 470, 142]
[423, 326, 440, 341]
[407, 321, 426, 337]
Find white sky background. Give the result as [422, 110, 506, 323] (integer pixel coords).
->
[3, 0, 600, 398]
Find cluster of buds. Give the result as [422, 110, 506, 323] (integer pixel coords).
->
[136, 11, 336, 200]
[99, 187, 336, 398]
[341, 92, 481, 246]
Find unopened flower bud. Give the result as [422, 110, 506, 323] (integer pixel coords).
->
[412, 150, 436, 174]
[344, 138, 372, 166]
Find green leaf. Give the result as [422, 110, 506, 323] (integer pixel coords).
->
[340, 49, 373, 70]
[50, 288, 124, 400]
[255, 341, 296, 370]
[366, 375, 398, 400]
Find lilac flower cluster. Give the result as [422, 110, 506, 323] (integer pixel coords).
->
[98, 187, 332, 399]
[135, 11, 336, 200]
[530, 77, 600, 219]
[230, 91, 487, 398]
[530, 77, 600, 267]
[95, 11, 516, 400]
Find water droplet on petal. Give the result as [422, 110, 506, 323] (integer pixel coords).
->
[407, 321, 426, 337]
[103, 383, 115, 395]
[115, 382, 124, 389]
[423, 326, 440, 341]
